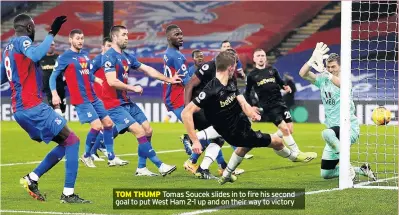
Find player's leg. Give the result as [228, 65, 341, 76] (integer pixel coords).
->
[320, 143, 343, 179]
[195, 137, 224, 179]
[129, 103, 176, 176]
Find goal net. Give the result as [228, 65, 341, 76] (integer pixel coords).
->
[340, 1, 398, 189]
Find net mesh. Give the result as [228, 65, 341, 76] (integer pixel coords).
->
[351, 1, 398, 187]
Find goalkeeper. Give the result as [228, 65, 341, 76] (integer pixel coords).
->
[299, 42, 376, 181]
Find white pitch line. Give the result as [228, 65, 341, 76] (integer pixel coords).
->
[177, 177, 399, 215]
[0, 210, 119, 215]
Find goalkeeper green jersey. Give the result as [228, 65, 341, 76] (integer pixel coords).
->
[314, 75, 359, 129]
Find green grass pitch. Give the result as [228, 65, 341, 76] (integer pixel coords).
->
[1, 121, 397, 215]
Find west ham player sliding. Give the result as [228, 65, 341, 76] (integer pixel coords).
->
[1, 14, 90, 203]
[299, 43, 376, 181]
[245, 48, 317, 162]
[182, 51, 312, 185]
[50, 29, 128, 168]
[100, 25, 181, 176]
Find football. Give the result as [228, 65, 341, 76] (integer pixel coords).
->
[371, 106, 392, 125]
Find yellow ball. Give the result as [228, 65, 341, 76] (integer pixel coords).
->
[371, 106, 392, 125]
[163, 116, 170, 123]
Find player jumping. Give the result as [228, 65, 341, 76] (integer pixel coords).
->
[245, 48, 317, 161]
[182, 51, 312, 185]
[1, 14, 90, 203]
[299, 42, 376, 181]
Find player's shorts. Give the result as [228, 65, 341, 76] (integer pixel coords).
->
[108, 103, 147, 134]
[171, 106, 184, 122]
[75, 98, 108, 124]
[13, 103, 67, 144]
[321, 125, 360, 161]
[262, 104, 292, 126]
[218, 117, 271, 148]
[193, 109, 211, 131]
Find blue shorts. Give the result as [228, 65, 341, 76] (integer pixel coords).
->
[13, 103, 67, 144]
[75, 99, 108, 124]
[171, 106, 184, 122]
[108, 103, 147, 134]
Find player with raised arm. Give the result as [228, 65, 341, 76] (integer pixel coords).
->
[299, 43, 376, 181]
[50, 29, 127, 168]
[245, 48, 317, 162]
[182, 51, 311, 184]
[1, 14, 90, 203]
[100, 25, 180, 176]
[183, 49, 245, 179]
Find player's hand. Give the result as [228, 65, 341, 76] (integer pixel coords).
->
[252, 106, 261, 115]
[283, 85, 292, 93]
[170, 73, 183, 84]
[49, 16, 67, 36]
[237, 70, 246, 79]
[308, 42, 330, 69]
[192, 141, 202, 154]
[250, 112, 261, 121]
[52, 95, 61, 106]
[130, 85, 143, 95]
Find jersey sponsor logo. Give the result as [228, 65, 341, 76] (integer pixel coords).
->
[122, 72, 129, 79]
[80, 62, 88, 69]
[124, 65, 129, 72]
[257, 77, 275, 86]
[80, 69, 90, 75]
[323, 91, 336, 105]
[220, 94, 236, 108]
[41, 64, 55, 70]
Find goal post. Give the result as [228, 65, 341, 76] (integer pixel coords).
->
[340, 0, 398, 190]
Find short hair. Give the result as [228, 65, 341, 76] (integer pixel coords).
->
[221, 40, 230, 46]
[253, 48, 265, 55]
[191, 49, 202, 58]
[110, 25, 127, 38]
[13, 14, 32, 31]
[69, 29, 83, 38]
[215, 51, 236, 71]
[102, 37, 112, 45]
[326, 53, 340, 65]
[165, 24, 180, 35]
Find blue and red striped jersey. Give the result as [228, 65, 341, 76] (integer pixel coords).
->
[1, 36, 53, 112]
[51, 49, 96, 105]
[162, 47, 188, 111]
[101, 48, 141, 110]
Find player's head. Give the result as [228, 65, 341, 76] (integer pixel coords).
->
[102, 37, 112, 53]
[69, 29, 84, 51]
[220, 40, 231, 51]
[326, 53, 340, 75]
[110, 25, 128, 50]
[13, 14, 35, 41]
[48, 41, 56, 55]
[215, 50, 237, 78]
[165, 24, 183, 48]
[192, 49, 204, 67]
[253, 48, 267, 68]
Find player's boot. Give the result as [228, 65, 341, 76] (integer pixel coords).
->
[98, 147, 108, 157]
[195, 168, 218, 180]
[19, 175, 46, 201]
[183, 159, 199, 174]
[79, 155, 96, 168]
[60, 193, 91, 204]
[108, 157, 129, 167]
[293, 152, 317, 163]
[180, 134, 193, 155]
[159, 163, 177, 176]
[91, 153, 105, 162]
[218, 175, 237, 185]
[135, 167, 159, 176]
[218, 168, 245, 176]
[360, 163, 377, 181]
[244, 154, 254, 159]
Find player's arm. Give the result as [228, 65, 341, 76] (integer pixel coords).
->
[182, 102, 202, 154]
[243, 75, 254, 106]
[137, 63, 182, 84]
[49, 57, 66, 105]
[184, 74, 201, 106]
[299, 62, 317, 84]
[237, 95, 261, 121]
[326, 73, 340, 88]
[103, 55, 142, 93]
[274, 68, 291, 93]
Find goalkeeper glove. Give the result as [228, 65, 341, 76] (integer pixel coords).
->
[49, 16, 67, 36]
[307, 42, 330, 68]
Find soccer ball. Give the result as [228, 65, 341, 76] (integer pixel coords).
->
[371, 106, 392, 125]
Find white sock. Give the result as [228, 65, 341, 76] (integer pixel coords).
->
[283, 135, 300, 153]
[63, 187, 74, 196]
[274, 129, 283, 138]
[222, 152, 244, 178]
[29, 172, 39, 181]
[54, 108, 63, 117]
[274, 146, 298, 161]
[196, 126, 221, 140]
[200, 143, 221, 170]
